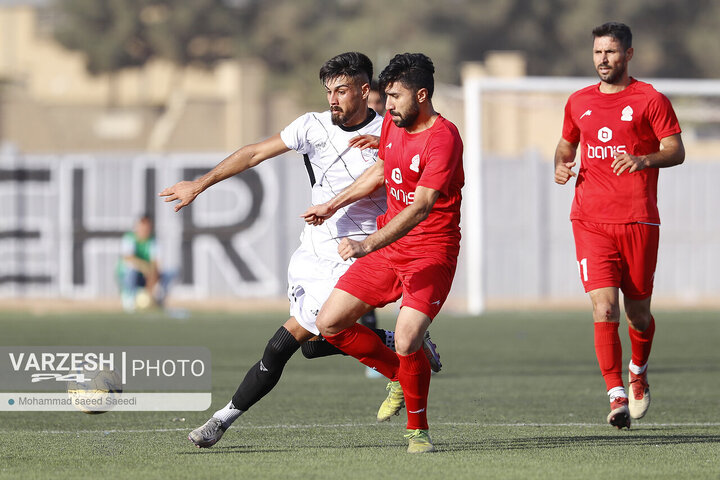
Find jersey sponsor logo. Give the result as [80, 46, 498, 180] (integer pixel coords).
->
[597, 127, 613, 143]
[391, 167, 403, 184]
[589, 127, 627, 158]
[621, 105, 633, 121]
[312, 139, 329, 153]
[386, 142, 392, 149]
[386, 180, 415, 206]
[580, 109, 592, 119]
[587, 144, 627, 159]
[409, 154, 420, 172]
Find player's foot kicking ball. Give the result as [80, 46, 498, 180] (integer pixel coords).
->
[405, 429, 436, 453]
[628, 369, 650, 419]
[377, 380, 404, 422]
[607, 397, 631, 430]
[188, 417, 226, 448]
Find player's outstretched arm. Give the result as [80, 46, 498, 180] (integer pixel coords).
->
[159, 134, 290, 211]
[554, 138, 578, 185]
[337, 185, 440, 260]
[611, 133, 685, 175]
[301, 159, 385, 225]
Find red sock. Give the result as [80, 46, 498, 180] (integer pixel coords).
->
[324, 324, 399, 380]
[398, 349, 431, 430]
[629, 316, 655, 368]
[594, 322, 623, 391]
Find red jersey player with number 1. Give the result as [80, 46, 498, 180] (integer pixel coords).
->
[302, 53, 463, 453]
[555, 22, 684, 429]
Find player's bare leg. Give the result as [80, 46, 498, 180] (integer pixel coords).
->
[624, 295, 654, 419]
[589, 287, 630, 429]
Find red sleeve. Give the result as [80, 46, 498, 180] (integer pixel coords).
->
[647, 92, 682, 140]
[417, 127, 462, 196]
[561, 97, 580, 144]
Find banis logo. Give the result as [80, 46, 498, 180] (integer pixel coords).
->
[588, 127, 626, 159]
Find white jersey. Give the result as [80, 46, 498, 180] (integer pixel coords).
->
[280, 109, 386, 263]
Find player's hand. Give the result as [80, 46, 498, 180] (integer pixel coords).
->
[348, 134, 380, 150]
[301, 204, 336, 225]
[554, 161, 577, 184]
[158, 180, 202, 212]
[337, 238, 370, 260]
[612, 153, 647, 175]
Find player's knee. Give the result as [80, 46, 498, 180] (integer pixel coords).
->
[300, 340, 321, 359]
[263, 327, 301, 367]
[625, 307, 652, 331]
[394, 334, 422, 357]
[592, 302, 620, 323]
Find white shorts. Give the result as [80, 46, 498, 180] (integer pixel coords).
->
[287, 244, 352, 335]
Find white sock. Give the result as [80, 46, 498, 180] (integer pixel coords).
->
[213, 401, 243, 429]
[629, 361, 647, 375]
[607, 386, 627, 401]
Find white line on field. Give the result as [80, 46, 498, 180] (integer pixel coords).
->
[4, 421, 720, 435]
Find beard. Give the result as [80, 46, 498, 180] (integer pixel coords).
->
[390, 102, 420, 128]
[596, 61, 627, 84]
[330, 103, 361, 126]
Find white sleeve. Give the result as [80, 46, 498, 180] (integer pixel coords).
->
[279, 113, 313, 154]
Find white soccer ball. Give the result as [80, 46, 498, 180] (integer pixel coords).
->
[67, 368, 123, 414]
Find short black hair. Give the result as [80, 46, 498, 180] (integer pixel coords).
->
[378, 53, 435, 98]
[592, 22, 632, 51]
[319, 52, 373, 87]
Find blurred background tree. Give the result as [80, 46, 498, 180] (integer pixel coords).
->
[52, 0, 720, 110]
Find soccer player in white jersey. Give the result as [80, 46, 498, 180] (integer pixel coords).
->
[160, 52, 440, 448]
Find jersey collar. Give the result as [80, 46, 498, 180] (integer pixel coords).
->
[339, 108, 377, 132]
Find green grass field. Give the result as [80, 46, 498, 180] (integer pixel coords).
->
[1, 308, 719, 479]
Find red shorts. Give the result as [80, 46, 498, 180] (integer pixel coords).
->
[335, 244, 457, 319]
[571, 220, 659, 299]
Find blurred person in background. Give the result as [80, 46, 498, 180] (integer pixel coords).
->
[554, 22, 684, 429]
[368, 79, 386, 116]
[117, 215, 173, 312]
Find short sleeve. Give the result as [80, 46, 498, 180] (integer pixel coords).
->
[646, 92, 682, 140]
[561, 97, 580, 144]
[279, 113, 313, 154]
[417, 128, 462, 196]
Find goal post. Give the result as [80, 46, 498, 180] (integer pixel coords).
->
[462, 76, 720, 315]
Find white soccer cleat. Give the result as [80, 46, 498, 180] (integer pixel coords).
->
[188, 417, 226, 448]
[628, 369, 651, 419]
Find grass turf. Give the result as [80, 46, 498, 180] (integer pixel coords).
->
[1, 309, 719, 479]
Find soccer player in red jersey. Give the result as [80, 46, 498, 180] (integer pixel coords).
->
[302, 53, 464, 453]
[554, 22, 685, 429]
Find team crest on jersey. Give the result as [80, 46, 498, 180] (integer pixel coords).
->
[409, 154, 420, 172]
[391, 168, 402, 184]
[361, 148, 378, 162]
[621, 106, 633, 121]
[597, 127, 613, 143]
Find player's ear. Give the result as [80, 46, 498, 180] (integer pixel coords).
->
[416, 87, 429, 104]
[360, 81, 370, 100]
[625, 47, 634, 62]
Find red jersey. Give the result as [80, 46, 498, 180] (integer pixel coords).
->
[377, 113, 464, 254]
[562, 78, 681, 224]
